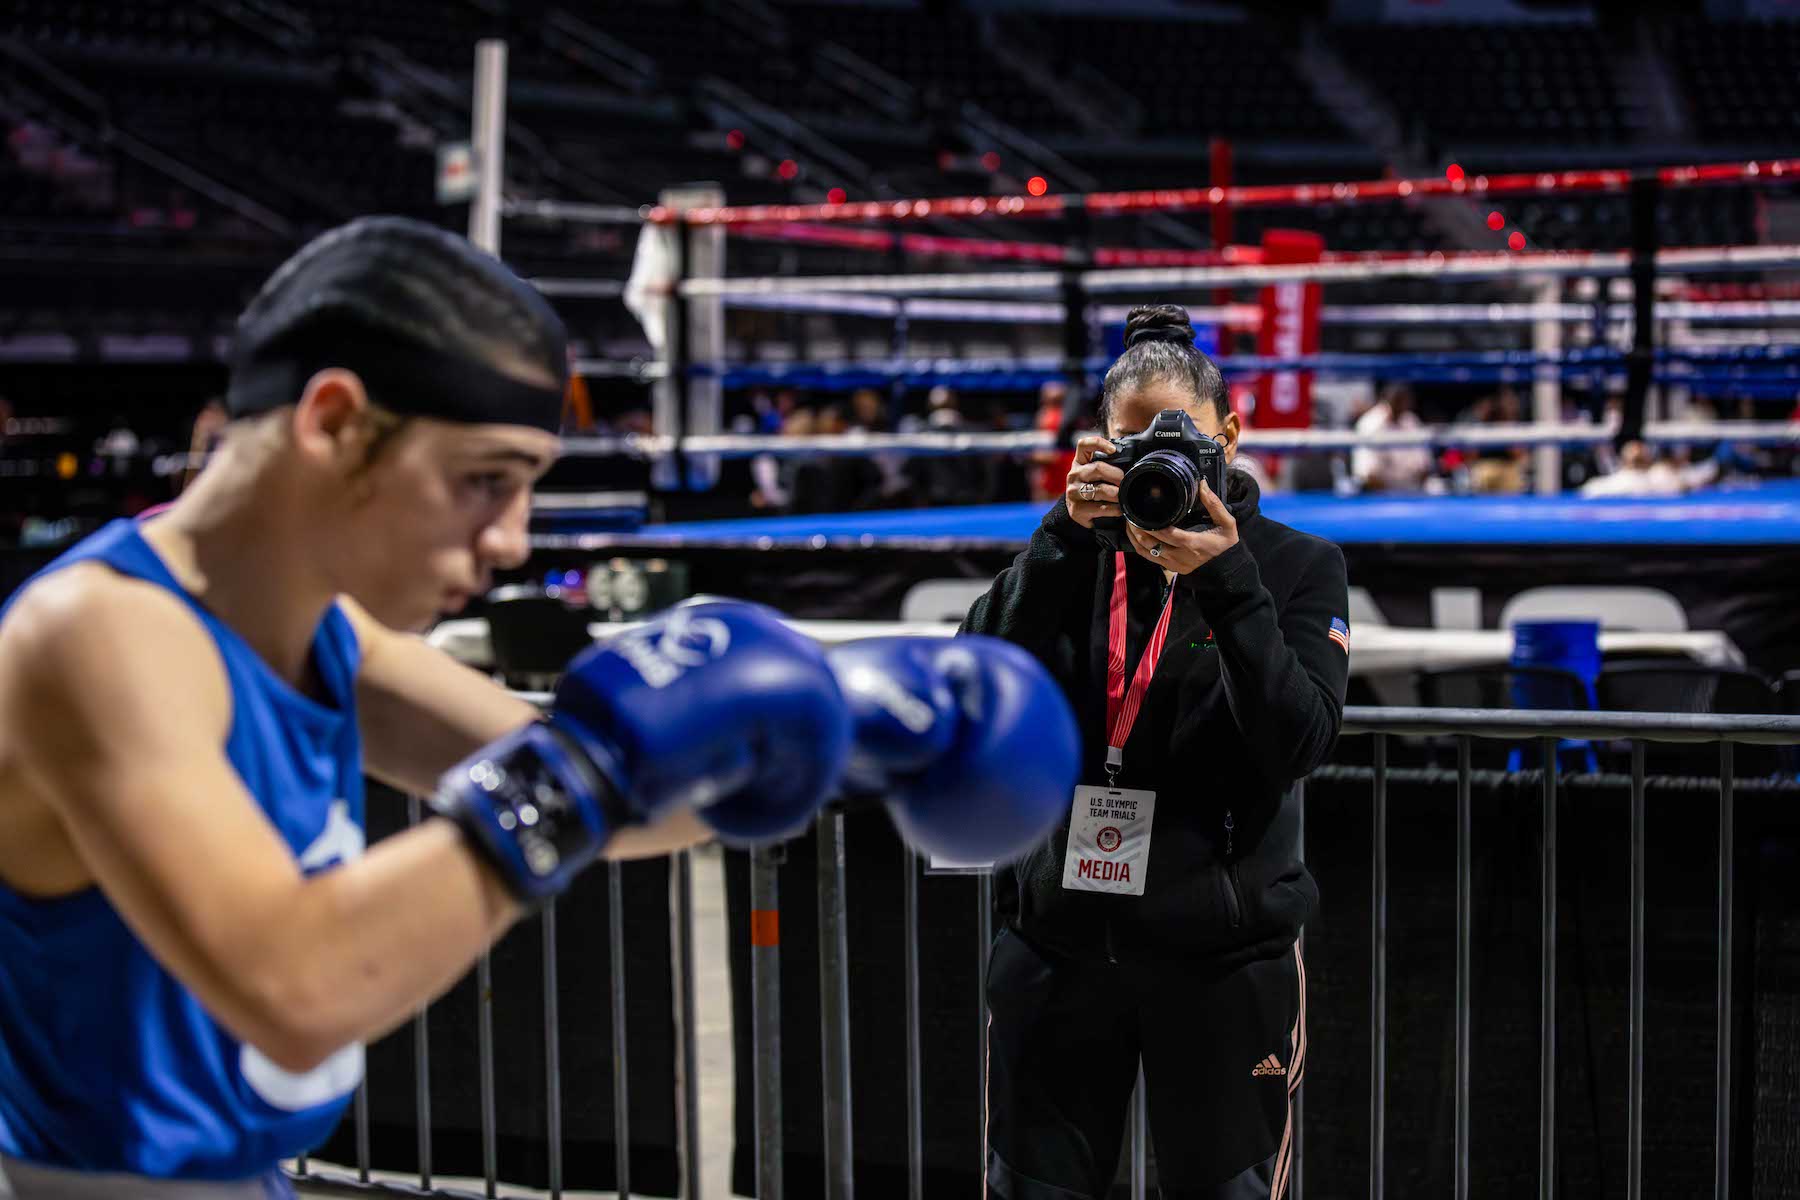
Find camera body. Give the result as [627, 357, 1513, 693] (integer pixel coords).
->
[1091, 408, 1228, 549]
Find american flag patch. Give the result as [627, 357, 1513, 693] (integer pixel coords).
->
[1328, 617, 1350, 653]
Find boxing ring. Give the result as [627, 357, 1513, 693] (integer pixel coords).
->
[291, 39, 1800, 1200]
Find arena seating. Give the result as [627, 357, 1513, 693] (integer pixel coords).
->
[1331, 22, 1638, 151]
[780, 2, 1076, 132]
[1027, 17, 1348, 142]
[2, 0, 272, 60]
[4, 4, 1797, 352]
[1661, 18, 1800, 150]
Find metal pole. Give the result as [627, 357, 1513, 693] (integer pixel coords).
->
[1455, 736, 1472, 1200]
[1370, 736, 1388, 1200]
[544, 900, 564, 1200]
[355, 1081, 370, 1184]
[467, 40, 507, 255]
[977, 869, 993, 1181]
[1619, 174, 1660, 449]
[904, 851, 924, 1200]
[1128, 1068, 1148, 1200]
[817, 813, 855, 1200]
[609, 862, 633, 1198]
[751, 847, 785, 1200]
[409, 796, 433, 1191]
[1540, 740, 1558, 1200]
[1715, 742, 1735, 1200]
[1628, 742, 1646, 1200]
[675, 852, 702, 1199]
[1532, 276, 1563, 494]
[1292, 775, 1306, 1200]
[478, 953, 498, 1198]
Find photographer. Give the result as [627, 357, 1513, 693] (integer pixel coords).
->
[964, 305, 1349, 1199]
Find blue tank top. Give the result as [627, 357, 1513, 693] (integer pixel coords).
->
[0, 519, 366, 1181]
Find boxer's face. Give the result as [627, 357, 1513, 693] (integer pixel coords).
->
[1108, 380, 1240, 464]
[335, 417, 559, 631]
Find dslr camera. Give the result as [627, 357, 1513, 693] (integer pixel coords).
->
[1091, 408, 1227, 548]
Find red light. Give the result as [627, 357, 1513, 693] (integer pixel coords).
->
[1508, 231, 1526, 252]
[1446, 163, 1465, 183]
[1026, 176, 1048, 197]
[826, 187, 847, 204]
[1487, 210, 1505, 231]
[776, 159, 799, 181]
[726, 129, 746, 150]
[981, 151, 1002, 172]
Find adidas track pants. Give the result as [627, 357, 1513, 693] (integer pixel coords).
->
[984, 928, 1307, 1200]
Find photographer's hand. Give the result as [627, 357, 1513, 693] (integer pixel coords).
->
[1125, 479, 1239, 574]
[1065, 435, 1123, 530]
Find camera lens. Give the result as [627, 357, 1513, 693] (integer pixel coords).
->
[1119, 450, 1200, 530]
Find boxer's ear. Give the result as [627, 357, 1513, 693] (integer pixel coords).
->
[291, 368, 371, 471]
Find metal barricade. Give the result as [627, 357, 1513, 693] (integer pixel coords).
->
[1337, 706, 1800, 1200]
[288, 703, 1798, 1200]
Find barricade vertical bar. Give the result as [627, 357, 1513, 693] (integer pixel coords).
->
[1370, 735, 1388, 1200]
[904, 851, 924, 1200]
[609, 861, 632, 1198]
[676, 851, 702, 1198]
[1539, 740, 1558, 1200]
[355, 1081, 370, 1184]
[1628, 741, 1646, 1200]
[1714, 742, 1734, 1200]
[545, 899, 564, 1200]
[1129, 1069, 1147, 1200]
[751, 847, 784, 1200]
[478, 952, 498, 1197]
[408, 796, 433, 1191]
[817, 813, 854, 1200]
[978, 868, 993, 1176]
[1455, 736, 1472, 1200]
[1293, 776, 1306, 1200]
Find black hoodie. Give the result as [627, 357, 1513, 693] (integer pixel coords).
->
[961, 471, 1349, 969]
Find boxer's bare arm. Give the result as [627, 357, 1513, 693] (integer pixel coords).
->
[6, 570, 527, 1073]
[340, 598, 709, 860]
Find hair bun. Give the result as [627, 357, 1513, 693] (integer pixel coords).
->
[1123, 303, 1196, 350]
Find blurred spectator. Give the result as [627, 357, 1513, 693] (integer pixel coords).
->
[849, 388, 910, 505]
[560, 347, 595, 434]
[1467, 387, 1529, 494]
[918, 386, 974, 505]
[181, 398, 228, 493]
[1351, 383, 1433, 492]
[1580, 439, 1718, 497]
[751, 406, 817, 509]
[973, 399, 1024, 503]
[1030, 381, 1077, 503]
[926, 385, 963, 431]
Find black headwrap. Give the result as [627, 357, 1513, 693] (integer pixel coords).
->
[227, 216, 568, 433]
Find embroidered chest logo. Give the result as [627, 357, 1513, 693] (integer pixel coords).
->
[1188, 630, 1217, 653]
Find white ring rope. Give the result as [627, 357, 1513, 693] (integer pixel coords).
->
[675, 245, 1800, 300]
[534, 283, 1800, 329]
[555, 421, 1800, 461]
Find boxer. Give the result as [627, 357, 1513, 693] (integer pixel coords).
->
[0, 217, 1075, 1196]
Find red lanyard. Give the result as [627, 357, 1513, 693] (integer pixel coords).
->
[1105, 551, 1175, 781]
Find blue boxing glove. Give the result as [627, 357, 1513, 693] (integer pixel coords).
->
[827, 636, 1078, 865]
[436, 602, 852, 901]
